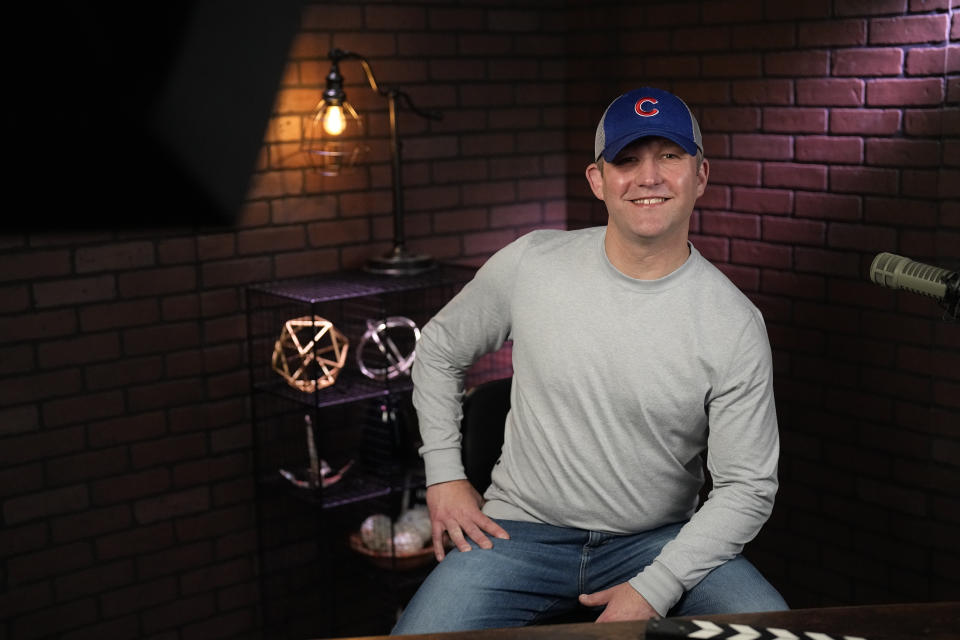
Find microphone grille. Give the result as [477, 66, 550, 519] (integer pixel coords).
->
[869, 252, 904, 287]
[869, 252, 950, 299]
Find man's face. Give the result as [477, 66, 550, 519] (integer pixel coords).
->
[585, 137, 708, 249]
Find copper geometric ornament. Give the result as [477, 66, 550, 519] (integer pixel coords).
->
[271, 316, 350, 392]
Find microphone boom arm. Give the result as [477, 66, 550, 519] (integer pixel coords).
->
[943, 271, 959, 321]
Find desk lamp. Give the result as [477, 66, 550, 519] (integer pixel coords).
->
[306, 48, 441, 276]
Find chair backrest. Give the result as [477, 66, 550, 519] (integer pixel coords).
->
[460, 376, 512, 494]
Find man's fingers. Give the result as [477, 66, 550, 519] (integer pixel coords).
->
[431, 515, 472, 555]
[456, 511, 510, 548]
[431, 522, 447, 562]
[444, 522, 472, 553]
[425, 480, 507, 559]
[479, 515, 510, 540]
[579, 589, 611, 607]
[581, 591, 615, 622]
[461, 522, 493, 549]
[428, 504, 510, 560]
[432, 537, 445, 562]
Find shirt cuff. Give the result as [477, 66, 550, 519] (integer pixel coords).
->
[422, 448, 467, 487]
[628, 560, 685, 617]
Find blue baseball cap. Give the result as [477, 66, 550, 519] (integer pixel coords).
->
[594, 87, 703, 161]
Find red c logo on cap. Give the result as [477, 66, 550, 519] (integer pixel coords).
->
[635, 97, 659, 117]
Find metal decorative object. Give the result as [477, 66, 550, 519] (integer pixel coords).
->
[356, 316, 421, 381]
[305, 414, 321, 488]
[271, 316, 349, 392]
[278, 460, 353, 490]
[278, 417, 354, 490]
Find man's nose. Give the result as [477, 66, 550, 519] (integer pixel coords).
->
[633, 159, 661, 185]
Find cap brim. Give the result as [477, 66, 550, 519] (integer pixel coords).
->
[600, 130, 700, 162]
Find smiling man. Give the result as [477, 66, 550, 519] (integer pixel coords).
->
[587, 89, 709, 282]
[392, 88, 787, 635]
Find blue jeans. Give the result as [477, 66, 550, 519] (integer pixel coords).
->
[391, 519, 787, 635]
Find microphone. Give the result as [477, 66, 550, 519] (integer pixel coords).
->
[869, 252, 959, 321]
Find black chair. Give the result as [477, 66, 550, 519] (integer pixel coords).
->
[460, 376, 512, 495]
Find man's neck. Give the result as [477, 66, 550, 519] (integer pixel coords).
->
[603, 232, 691, 280]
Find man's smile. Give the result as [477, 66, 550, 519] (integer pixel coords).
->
[628, 197, 669, 205]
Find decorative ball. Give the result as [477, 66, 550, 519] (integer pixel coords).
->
[397, 506, 432, 545]
[360, 514, 392, 551]
[392, 523, 424, 555]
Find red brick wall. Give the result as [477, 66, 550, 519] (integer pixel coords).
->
[262, 2, 571, 271]
[569, 0, 959, 607]
[1, 1, 957, 638]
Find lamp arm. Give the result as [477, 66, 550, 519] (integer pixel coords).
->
[394, 89, 442, 122]
[328, 48, 381, 93]
[328, 48, 442, 122]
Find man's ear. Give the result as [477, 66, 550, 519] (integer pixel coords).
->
[695, 158, 709, 198]
[585, 162, 605, 201]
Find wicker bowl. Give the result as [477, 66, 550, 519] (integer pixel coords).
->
[348, 531, 436, 571]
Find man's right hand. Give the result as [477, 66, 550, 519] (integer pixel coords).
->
[425, 479, 510, 561]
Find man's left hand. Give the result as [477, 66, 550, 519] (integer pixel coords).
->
[578, 582, 660, 622]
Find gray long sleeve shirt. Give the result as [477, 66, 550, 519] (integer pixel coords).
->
[412, 227, 779, 616]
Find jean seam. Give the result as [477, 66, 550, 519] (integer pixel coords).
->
[528, 596, 570, 624]
[578, 537, 592, 594]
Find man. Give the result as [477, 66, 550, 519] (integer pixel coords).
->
[392, 87, 787, 634]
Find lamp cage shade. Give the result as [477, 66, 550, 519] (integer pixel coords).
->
[302, 98, 368, 176]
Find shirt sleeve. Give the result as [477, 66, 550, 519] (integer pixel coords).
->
[412, 236, 528, 486]
[628, 307, 780, 616]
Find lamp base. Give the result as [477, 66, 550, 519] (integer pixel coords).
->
[364, 246, 436, 277]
